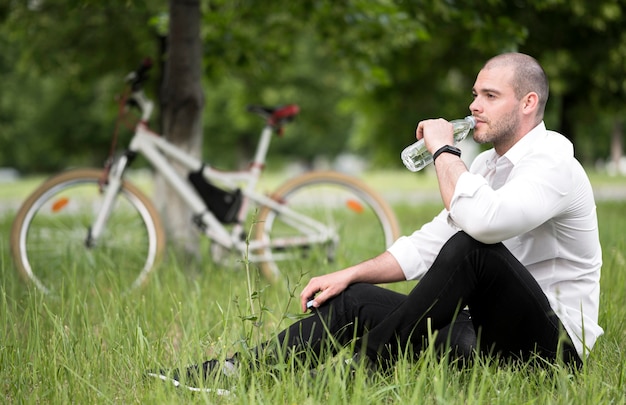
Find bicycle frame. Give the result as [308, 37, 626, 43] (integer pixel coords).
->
[91, 108, 335, 264]
[10, 60, 399, 295]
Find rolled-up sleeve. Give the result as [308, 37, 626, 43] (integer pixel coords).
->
[450, 172, 489, 205]
[448, 155, 573, 244]
[387, 210, 457, 280]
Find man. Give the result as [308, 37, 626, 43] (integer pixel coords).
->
[150, 52, 602, 389]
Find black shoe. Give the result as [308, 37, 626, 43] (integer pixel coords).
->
[146, 358, 237, 395]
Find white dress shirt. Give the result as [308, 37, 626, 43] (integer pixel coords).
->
[388, 122, 603, 357]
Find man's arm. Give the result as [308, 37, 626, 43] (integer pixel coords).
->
[417, 119, 468, 210]
[432, 153, 468, 210]
[299, 251, 405, 312]
[299, 119, 466, 313]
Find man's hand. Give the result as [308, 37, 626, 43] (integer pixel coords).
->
[417, 119, 468, 210]
[300, 269, 352, 312]
[416, 118, 455, 154]
[298, 252, 406, 312]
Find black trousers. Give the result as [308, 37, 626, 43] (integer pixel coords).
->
[272, 232, 582, 368]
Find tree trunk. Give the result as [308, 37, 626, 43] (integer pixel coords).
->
[158, 0, 204, 256]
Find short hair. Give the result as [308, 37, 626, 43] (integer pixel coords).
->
[483, 53, 549, 117]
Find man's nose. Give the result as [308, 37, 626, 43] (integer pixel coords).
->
[469, 98, 481, 114]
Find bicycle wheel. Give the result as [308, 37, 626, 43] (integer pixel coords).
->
[255, 171, 400, 282]
[10, 168, 166, 295]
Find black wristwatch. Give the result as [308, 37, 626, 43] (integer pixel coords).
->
[433, 145, 462, 163]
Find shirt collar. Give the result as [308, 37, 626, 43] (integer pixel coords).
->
[485, 121, 546, 169]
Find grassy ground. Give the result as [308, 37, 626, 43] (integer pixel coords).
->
[1, 170, 625, 404]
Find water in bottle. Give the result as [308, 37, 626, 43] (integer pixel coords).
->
[401, 116, 476, 172]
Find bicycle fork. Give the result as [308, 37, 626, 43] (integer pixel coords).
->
[86, 154, 130, 247]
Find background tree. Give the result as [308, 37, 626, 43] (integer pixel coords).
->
[157, 0, 204, 252]
[0, 0, 159, 172]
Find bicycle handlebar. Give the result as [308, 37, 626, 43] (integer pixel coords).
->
[125, 58, 153, 91]
[121, 58, 154, 121]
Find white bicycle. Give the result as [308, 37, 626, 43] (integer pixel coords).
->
[10, 59, 400, 295]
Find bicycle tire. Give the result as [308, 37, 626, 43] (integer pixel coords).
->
[10, 168, 166, 295]
[255, 171, 400, 282]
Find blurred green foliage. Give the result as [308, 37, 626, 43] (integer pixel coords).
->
[1, 0, 625, 173]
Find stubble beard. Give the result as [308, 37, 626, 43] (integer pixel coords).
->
[473, 109, 520, 148]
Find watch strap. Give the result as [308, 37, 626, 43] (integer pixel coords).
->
[433, 145, 462, 163]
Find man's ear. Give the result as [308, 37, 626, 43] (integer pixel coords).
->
[521, 92, 539, 115]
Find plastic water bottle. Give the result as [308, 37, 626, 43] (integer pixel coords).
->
[401, 116, 476, 172]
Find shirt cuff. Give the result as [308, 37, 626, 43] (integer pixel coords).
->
[387, 236, 426, 280]
[450, 172, 488, 206]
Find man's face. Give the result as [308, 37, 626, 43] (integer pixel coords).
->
[469, 66, 522, 149]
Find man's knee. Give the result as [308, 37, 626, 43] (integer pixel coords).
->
[442, 231, 507, 256]
[437, 231, 483, 259]
[449, 231, 482, 247]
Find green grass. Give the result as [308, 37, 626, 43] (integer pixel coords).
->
[1, 171, 625, 404]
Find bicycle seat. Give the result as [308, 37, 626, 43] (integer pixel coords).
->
[247, 104, 300, 128]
